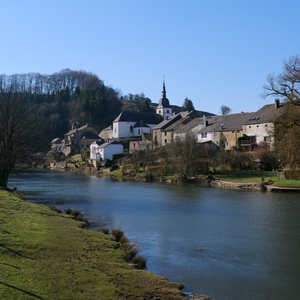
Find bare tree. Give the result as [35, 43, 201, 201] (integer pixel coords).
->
[263, 55, 300, 106]
[263, 55, 300, 168]
[0, 90, 47, 188]
[220, 105, 231, 115]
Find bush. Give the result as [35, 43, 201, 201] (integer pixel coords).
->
[112, 228, 124, 242]
[283, 169, 300, 179]
[132, 255, 147, 269]
[64, 208, 88, 223]
[121, 242, 139, 261]
[110, 164, 119, 172]
[101, 227, 110, 235]
[50, 206, 62, 213]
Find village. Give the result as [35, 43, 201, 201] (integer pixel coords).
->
[50, 81, 284, 171]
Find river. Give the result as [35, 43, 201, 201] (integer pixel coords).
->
[9, 169, 300, 300]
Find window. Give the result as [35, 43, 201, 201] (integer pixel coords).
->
[249, 126, 251, 128]
[202, 132, 207, 138]
[264, 136, 271, 142]
[159, 110, 161, 114]
[164, 132, 167, 136]
[130, 126, 133, 133]
[164, 139, 167, 144]
[138, 129, 141, 135]
[166, 110, 169, 113]
[214, 132, 217, 137]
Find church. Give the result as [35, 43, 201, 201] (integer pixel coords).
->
[99, 80, 179, 140]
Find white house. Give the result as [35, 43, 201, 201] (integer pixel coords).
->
[112, 111, 163, 139]
[90, 140, 123, 162]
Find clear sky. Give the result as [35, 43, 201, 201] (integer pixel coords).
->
[1, 0, 299, 114]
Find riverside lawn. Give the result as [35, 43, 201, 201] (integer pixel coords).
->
[0, 189, 209, 300]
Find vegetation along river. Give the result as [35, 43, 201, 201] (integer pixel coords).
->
[9, 169, 300, 300]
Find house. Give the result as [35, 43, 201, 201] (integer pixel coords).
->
[129, 133, 153, 153]
[50, 137, 62, 152]
[241, 99, 286, 151]
[99, 125, 113, 140]
[63, 123, 99, 156]
[90, 140, 123, 167]
[112, 111, 163, 139]
[197, 112, 254, 150]
[153, 110, 215, 148]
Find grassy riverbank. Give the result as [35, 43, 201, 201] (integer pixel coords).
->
[0, 189, 208, 300]
[215, 174, 300, 188]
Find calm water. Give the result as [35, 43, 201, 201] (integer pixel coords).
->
[9, 170, 300, 300]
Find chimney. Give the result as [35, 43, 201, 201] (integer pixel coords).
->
[275, 98, 280, 109]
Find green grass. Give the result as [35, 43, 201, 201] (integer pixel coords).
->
[214, 174, 300, 188]
[0, 189, 202, 300]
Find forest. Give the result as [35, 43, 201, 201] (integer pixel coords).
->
[0, 69, 154, 140]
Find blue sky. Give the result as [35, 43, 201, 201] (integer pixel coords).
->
[1, 0, 299, 114]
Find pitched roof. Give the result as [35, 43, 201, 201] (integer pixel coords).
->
[98, 140, 122, 149]
[65, 123, 97, 136]
[198, 113, 254, 133]
[243, 101, 287, 125]
[113, 111, 163, 124]
[81, 131, 100, 139]
[134, 120, 150, 128]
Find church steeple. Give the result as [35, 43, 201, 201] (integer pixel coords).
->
[156, 77, 172, 120]
[158, 77, 170, 108]
[162, 76, 167, 99]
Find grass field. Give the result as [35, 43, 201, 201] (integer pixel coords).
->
[0, 189, 206, 300]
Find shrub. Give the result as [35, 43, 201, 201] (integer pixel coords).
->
[64, 208, 88, 224]
[121, 242, 139, 262]
[110, 164, 119, 172]
[101, 227, 110, 235]
[119, 235, 130, 245]
[50, 206, 62, 213]
[112, 228, 124, 242]
[132, 255, 147, 269]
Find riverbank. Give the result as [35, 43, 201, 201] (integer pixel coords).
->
[0, 188, 210, 300]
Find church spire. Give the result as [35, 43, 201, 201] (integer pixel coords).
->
[162, 75, 166, 99]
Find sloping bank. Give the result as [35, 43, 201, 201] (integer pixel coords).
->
[0, 189, 210, 300]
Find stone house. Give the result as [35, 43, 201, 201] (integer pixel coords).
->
[198, 113, 254, 150]
[63, 123, 99, 156]
[153, 110, 215, 148]
[242, 99, 286, 151]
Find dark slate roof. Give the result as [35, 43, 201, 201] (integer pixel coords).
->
[198, 113, 254, 133]
[243, 101, 287, 125]
[113, 111, 163, 124]
[134, 120, 150, 128]
[81, 131, 100, 139]
[152, 113, 183, 130]
[175, 117, 205, 132]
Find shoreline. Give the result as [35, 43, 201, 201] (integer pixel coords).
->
[1, 188, 211, 300]
[47, 162, 300, 192]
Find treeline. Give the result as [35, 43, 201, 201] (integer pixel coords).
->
[0, 69, 154, 139]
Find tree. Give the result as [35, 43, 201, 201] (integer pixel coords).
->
[0, 90, 47, 188]
[170, 132, 200, 179]
[220, 105, 231, 115]
[181, 97, 195, 112]
[263, 55, 300, 168]
[263, 55, 300, 106]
